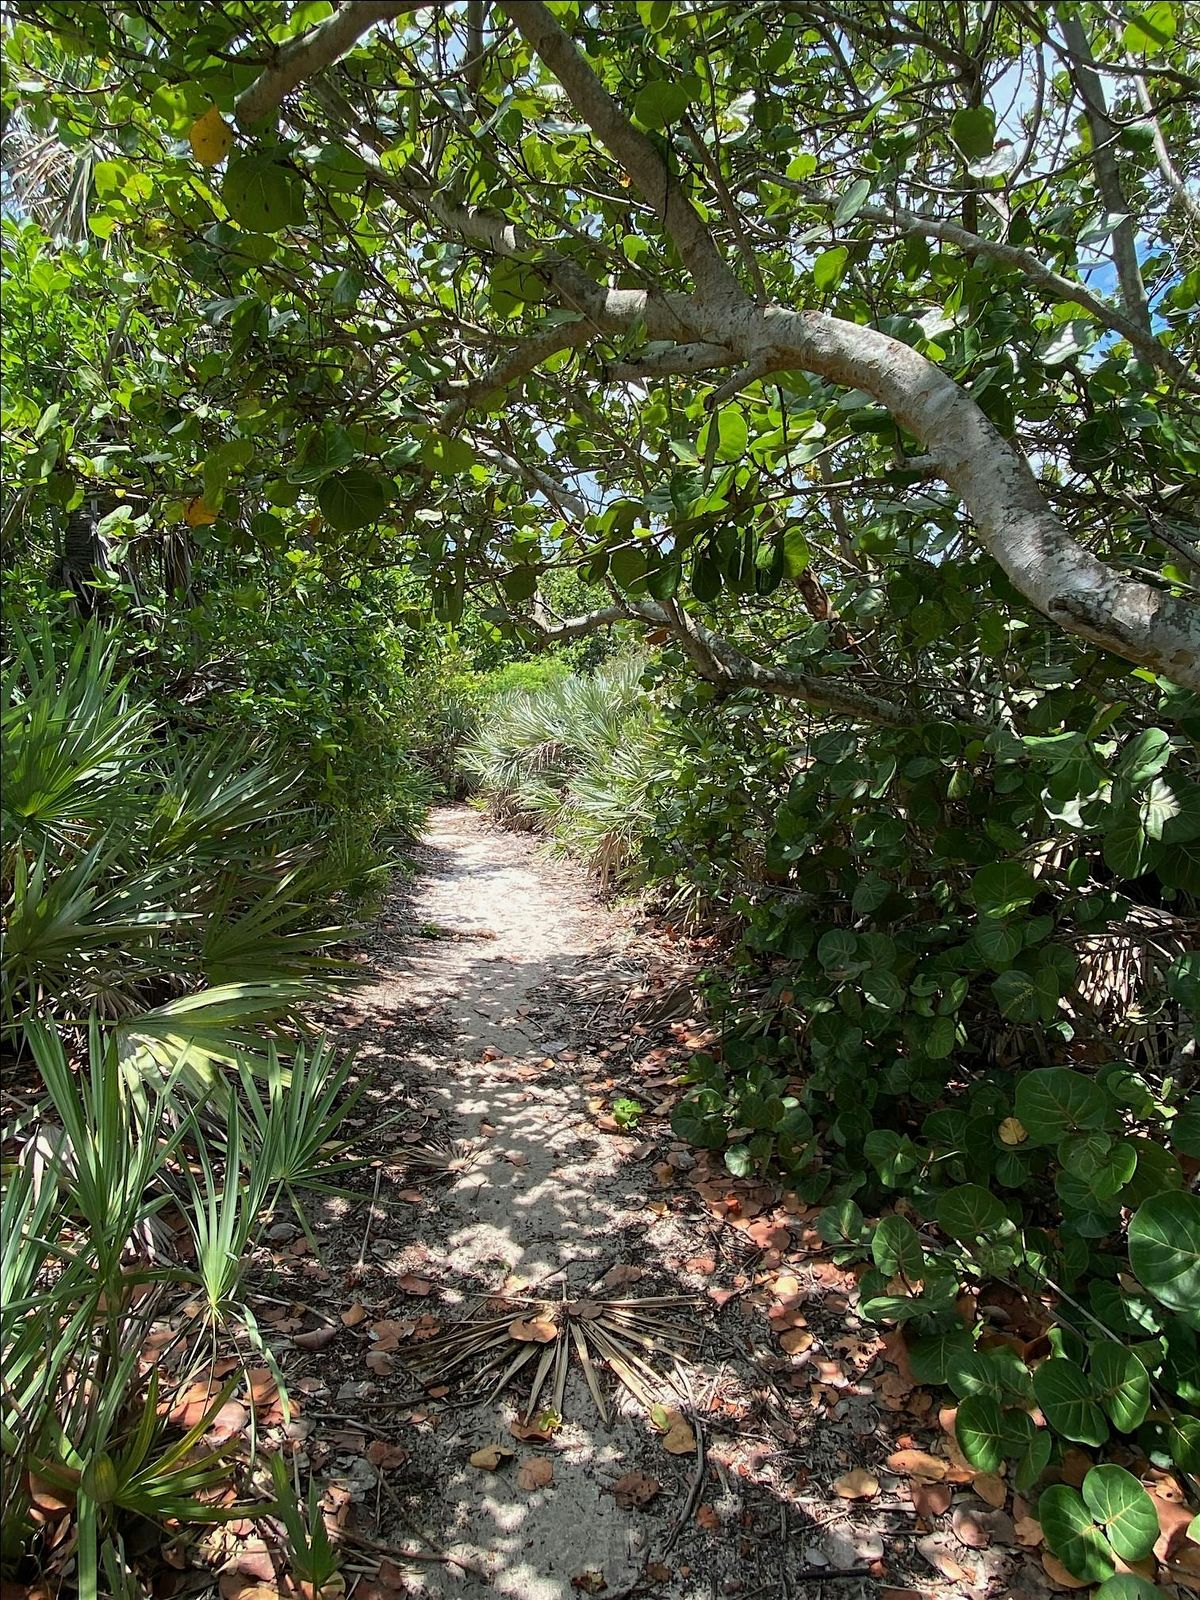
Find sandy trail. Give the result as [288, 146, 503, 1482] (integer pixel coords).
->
[348, 807, 688, 1600]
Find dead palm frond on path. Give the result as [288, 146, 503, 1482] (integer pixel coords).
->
[403, 1290, 702, 1427]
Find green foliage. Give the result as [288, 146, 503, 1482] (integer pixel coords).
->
[2, 621, 354, 1047]
[1040, 1466, 1161, 1581]
[2, 1021, 312, 1585]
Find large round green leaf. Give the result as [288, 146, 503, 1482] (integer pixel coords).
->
[1014, 1067, 1110, 1145]
[1032, 1358, 1108, 1446]
[317, 469, 388, 531]
[1094, 1578, 1168, 1600]
[1038, 1485, 1115, 1583]
[1089, 1344, 1150, 1433]
[871, 1213, 923, 1279]
[1081, 1465, 1159, 1562]
[222, 154, 303, 233]
[936, 1183, 1007, 1241]
[971, 860, 1037, 916]
[954, 1394, 1006, 1472]
[1128, 1191, 1200, 1329]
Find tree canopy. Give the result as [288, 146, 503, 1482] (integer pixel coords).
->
[4, 0, 1198, 717]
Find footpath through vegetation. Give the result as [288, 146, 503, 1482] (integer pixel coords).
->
[272, 804, 1035, 1600]
[3, 2, 1200, 1598]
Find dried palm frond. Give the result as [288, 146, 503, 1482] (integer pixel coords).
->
[394, 1136, 475, 1182]
[402, 1291, 700, 1426]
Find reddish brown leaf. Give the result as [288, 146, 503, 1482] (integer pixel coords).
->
[294, 1325, 338, 1352]
[517, 1457, 554, 1491]
[612, 1471, 660, 1510]
[508, 1317, 558, 1344]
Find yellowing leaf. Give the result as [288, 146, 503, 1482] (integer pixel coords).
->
[189, 105, 233, 166]
[184, 495, 218, 527]
[833, 1468, 879, 1500]
[660, 1410, 696, 1455]
[999, 1117, 1028, 1146]
[779, 1328, 814, 1354]
[886, 1448, 947, 1482]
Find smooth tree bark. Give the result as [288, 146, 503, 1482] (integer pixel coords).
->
[234, 0, 1200, 694]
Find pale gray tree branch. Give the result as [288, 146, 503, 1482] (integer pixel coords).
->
[248, 0, 1200, 687]
[774, 178, 1198, 392]
[1132, 76, 1200, 227]
[502, 1, 744, 307]
[236, 1, 417, 128]
[528, 596, 919, 726]
[502, 0, 1200, 689]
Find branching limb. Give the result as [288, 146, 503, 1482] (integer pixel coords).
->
[606, 343, 737, 382]
[235, 1, 416, 128]
[440, 321, 597, 422]
[780, 181, 1198, 392]
[502, 1, 746, 308]
[1131, 76, 1200, 226]
[495, 0, 1200, 687]
[1058, 11, 1153, 332]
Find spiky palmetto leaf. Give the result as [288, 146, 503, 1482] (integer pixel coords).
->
[463, 658, 649, 805]
[1, 620, 151, 846]
[2, 622, 353, 1057]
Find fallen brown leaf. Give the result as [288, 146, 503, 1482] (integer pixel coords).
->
[1041, 1552, 1089, 1589]
[365, 1441, 408, 1469]
[602, 1264, 645, 1289]
[510, 1418, 556, 1443]
[206, 1401, 249, 1443]
[952, 1505, 991, 1549]
[1014, 1516, 1043, 1547]
[916, 1535, 975, 1585]
[911, 1481, 952, 1519]
[779, 1328, 814, 1355]
[612, 1471, 661, 1510]
[397, 1276, 433, 1297]
[469, 1445, 514, 1470]
[294, 1325, 338, 1352]
[341, 1303, 367, 1327]
[508, 1317, 558, 1344]
[972, 1473, 1007, 1508]
[570, 1574, 606, 1595]
[886, 1448, 947, 1482]
[660, 1411, 696, 1456]
[517, 1457, 554, 1491]
[833, 1468, 879, 1501]
[696, 1505, 720, 1530]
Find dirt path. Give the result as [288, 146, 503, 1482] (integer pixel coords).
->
[339, 806, 690, 1600]
[296, 808, 1012, 1600]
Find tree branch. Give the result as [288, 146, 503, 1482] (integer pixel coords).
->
[235, 1, 417, 129]
[494, 1, 1200, 688]
[606, 342, 737, 382]
[778, 180, 1199, 392]
[502, 1, 746, 308]
[1058, 10, 1153, 332]
[525, 594, 920, 727]
[1132, 75, 1200, 227]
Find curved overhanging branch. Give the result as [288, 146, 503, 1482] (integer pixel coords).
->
[236, 1, 417, 128]
[524, 597, 920, 728]
[504, 0, 1200, 691]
